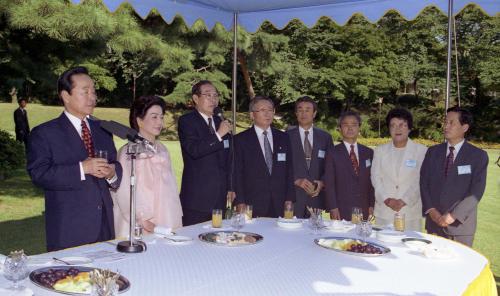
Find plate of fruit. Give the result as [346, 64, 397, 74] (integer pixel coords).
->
[315, 236, 390, 256]
[29, 266, 130, 295]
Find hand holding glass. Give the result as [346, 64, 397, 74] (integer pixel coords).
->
[97, 150, 108, 161]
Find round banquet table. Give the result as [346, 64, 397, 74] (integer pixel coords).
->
[1, 218, 496, 295]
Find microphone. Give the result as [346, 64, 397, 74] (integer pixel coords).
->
[214, 106, 233, 136]
[92, 117, 156, 153]
[214, 106, 225, 121]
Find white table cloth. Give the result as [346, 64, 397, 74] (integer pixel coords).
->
[0, 218, 489, 295]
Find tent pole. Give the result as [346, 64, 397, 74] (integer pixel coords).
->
[232, 12, 238, 130]
[445, 0, 453, 112]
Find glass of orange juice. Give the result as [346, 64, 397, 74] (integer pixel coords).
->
[245, 205, 253, 221]
[351, 207, 362, 224]
[212, 209, 222, 228]
[284, 203, 294, 219]
[394, 212, 405, 232]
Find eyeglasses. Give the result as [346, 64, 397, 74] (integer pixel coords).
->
[252, 108, 274, 113]
[200, 93, 219, 99]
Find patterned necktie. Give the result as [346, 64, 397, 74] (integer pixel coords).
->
[81, 120, 95, 158]
[444, 146, 455, 177]
[349, 144, 359, 176]
[304, 130, 312, 169]
[263, 130, 273, 175]
[208, 117, 215, 134]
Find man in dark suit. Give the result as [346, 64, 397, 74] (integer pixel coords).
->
[13, 98, 30, 149]
[324, 111, 375, 221]
[420, 106, 488, 246]
[287, 96, 333, 218]
[27, 67, 122, 251]
[234, 96, 295, 217]
[178, 80, 233, 226]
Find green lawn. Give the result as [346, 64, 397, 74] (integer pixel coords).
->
[0, 102, 499, 291]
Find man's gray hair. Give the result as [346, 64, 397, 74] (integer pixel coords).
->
[249, 95, 275, 112]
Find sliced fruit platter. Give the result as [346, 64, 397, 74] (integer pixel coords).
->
[30, 266, 130, 295]
[315, 237, 390, 256]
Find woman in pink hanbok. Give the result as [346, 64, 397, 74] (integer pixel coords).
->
[112, 96, 182, 237]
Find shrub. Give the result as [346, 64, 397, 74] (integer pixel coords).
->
[0, 130, 25, 179]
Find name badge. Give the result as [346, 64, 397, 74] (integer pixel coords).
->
[223, 139, 230, 149]
[318, 150, 325, 159]
[365, 159, 371, 168]
[277, 153, 286, 162]
[458, 165, 472, 175]
[405, 159, 417, 168]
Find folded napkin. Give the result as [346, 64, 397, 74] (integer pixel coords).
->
[0, 287, 34, 296]
[202, 223, 231, 230]
[153, 226, 173, 236]
[423, 245, 456, 259]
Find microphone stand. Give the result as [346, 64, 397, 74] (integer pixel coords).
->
[117, 142, 148, 253]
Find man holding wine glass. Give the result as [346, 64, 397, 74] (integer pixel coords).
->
[27, 66, 122, 251]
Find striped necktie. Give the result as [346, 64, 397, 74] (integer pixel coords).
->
[263, 130, 273, 175]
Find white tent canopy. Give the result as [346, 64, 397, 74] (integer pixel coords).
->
[87, 0, 498, 32]
[73, 0, 499, 121]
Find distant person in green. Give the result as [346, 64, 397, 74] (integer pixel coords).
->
[13, 97, 30, 149]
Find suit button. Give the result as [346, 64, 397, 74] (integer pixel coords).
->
[396, 185, 399, 190]
[97, 205, 102, 210]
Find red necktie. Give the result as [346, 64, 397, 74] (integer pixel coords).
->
[81, 120, 95, 158]
[444, 146, 455, 177]
[349, 144, 359, 176]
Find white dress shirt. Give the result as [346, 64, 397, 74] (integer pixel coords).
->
[447, 139, 465, 158]
[299, 125, 313, 150]
[197, 111, 223, 142]
[343, 141, 359, 160]
[254, 125, 273, 157]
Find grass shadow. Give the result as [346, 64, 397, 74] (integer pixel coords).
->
[0, 169, 42, 199]
[494, 275, 500, 295]
[0, 214, 46, 255]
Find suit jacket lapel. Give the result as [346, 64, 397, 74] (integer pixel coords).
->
[309, 128, 321, 175]
[291, 128, 308, 175]
[453, 141, 469, 168]
[88, 118, 101, 151]
[341, 143, 357, 177]
[436, 143, 451, 193]
[57, 113, 88, 159]
[358, 145, 366, 174]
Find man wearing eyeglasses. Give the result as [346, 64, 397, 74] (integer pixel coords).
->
[178, 80, 233, 226]
[233, 96, 295, 218]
